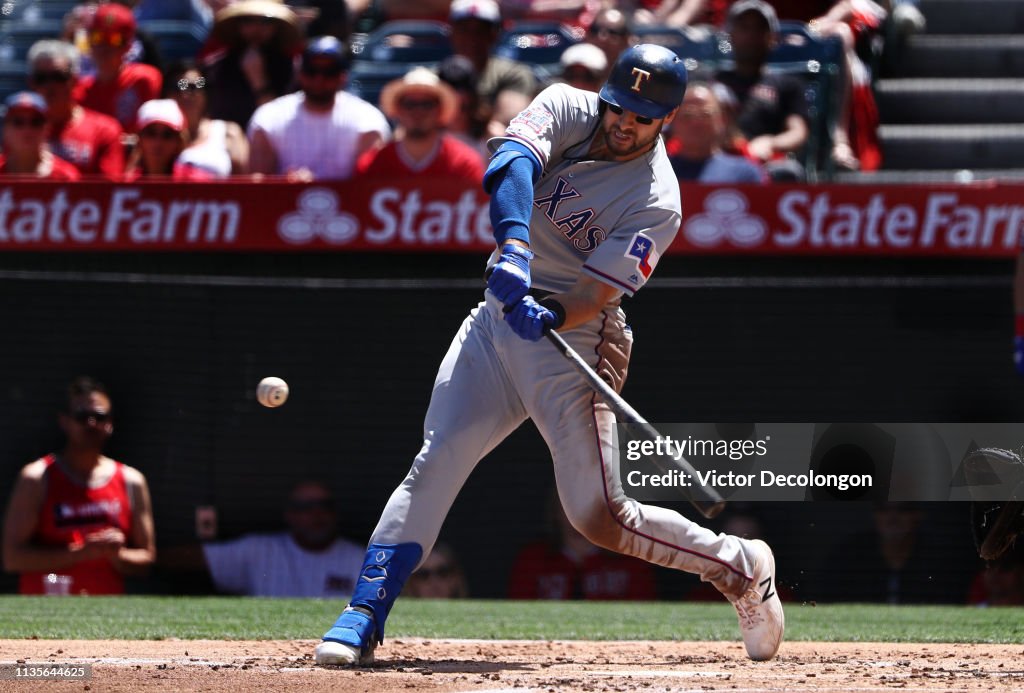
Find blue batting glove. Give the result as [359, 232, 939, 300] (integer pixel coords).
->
[488, 244, 533, 306]
[1015, 335, 1024, 376]
[505, 296, 557, 341]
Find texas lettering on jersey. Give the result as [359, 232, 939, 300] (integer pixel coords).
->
[534, 176, 608, 253]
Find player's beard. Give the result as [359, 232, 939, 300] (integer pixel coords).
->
[602, 122, 662, 161]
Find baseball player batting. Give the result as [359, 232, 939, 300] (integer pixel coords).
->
[315, 44, 784, 665]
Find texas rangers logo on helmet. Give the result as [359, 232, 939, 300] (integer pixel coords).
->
[625, 232, 658, 278]
[630, 68, 652, 92]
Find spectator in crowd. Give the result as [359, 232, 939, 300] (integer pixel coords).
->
[288, 0, 355, 38]
[816, 503, 975, 604]
[27, 40, 125, 179]
[714, 0, 809, 181]
[378, 0, 449, 23]
[586, 8, 632, 80]
[508, 490, 658, 600]
[73, 2, 162, 132]
[124, 99, 212, 180]
[2, 376, 156, 595]
[404, 543, 469, 598]
[646, 0, 731, 29]
[165, 61, 250, 176]
[357, 67, 484, 180]
[204, 0, 302, 128]
[248, 36, 390, 181]
[161, 481, 365, 598]
[449, 0, 537, 111]
[0, 92, 81, 180]
[559, 43, 607, 93]
[668, 81, 767, 183]
[437, 55, 488, 155]
[968, 544, 1024, 607]
[498, 0, 600, 29]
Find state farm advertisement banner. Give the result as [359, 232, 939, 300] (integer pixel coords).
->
[0, 178, 1020, 256]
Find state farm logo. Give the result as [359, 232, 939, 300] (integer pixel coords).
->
[277, 188, 359, 245]
[683, 189, 768, 248]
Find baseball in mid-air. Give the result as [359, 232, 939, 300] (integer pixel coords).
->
[257, 376, 289, 408]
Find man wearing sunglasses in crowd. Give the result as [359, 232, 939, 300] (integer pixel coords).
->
[161, 481, 364, 598]
[0, 92, 81, 180]
[73, 3, 162, 133]
[26, 40, 125, 180]
[2, 377, 155, 595]
[248, 36, 390, 182]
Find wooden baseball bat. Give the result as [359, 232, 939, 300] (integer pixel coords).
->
[545, 329, 726, 519]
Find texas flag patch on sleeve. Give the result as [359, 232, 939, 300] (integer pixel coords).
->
[625, 233, 659, 279]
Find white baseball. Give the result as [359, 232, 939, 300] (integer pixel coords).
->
[257, 376, 289, 408]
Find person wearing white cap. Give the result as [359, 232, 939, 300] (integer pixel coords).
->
[559, 43, 607, 93]
[356, 67, 484, 182]
[125, 99, 212, 180]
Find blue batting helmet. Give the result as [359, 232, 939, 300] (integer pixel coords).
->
[599, 44, 688, 119]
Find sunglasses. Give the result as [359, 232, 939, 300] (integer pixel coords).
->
[140, 127, 179, 141]
[399, 97, 440, 111]
[31, 71, 73, 85]
[176, 77, 206, 92]
[606, 102, 654, 126]
[589, 25, 627, 38]
[72, 409, 111, 425]
[6, 115, 46, 129]
[301, 65, 343, 79]
[412, 565, 454, 579]
[564, 69, 600, 83]
[287, 499, 335, 512]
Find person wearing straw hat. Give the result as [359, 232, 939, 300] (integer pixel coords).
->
[204, 0, 302, 128]
[357, 67, 484, 182]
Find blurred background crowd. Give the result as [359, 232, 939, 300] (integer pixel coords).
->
[0, 0, 931, 185]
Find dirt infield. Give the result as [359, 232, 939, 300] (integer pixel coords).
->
[2, 638, 1023, 692]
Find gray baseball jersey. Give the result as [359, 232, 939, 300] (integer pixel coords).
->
[362, 82, 757, 605]
[486, 83, 682, 297]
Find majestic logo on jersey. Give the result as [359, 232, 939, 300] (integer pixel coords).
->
[624, 232, 657, 279]
[278, 188, 360, 245]
[534, 177, 607, 253]
[683, 189, 767, 248]
[630, 68, 652, 92]
[52, 499, 123, 528]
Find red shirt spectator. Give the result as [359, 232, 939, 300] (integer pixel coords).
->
[73, 4, 161, 132]
[49, 108, 125, 179]
[18, 455, 134, 595]
[28, 39, 126, 178]
[0, 91, 82, 181]
[358, 66, 483, 182]
[508, 541, 659, 600]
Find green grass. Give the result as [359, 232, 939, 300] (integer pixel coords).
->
[0, 597, 1022, 643]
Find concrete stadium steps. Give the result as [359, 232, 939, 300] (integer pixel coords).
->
[836, 168, 1024, 184]
[898, 35, 1024, 78]
[876, 79, 1024, 124]
[920, 0, 1024, 35]
[879, 124, 1024, 169]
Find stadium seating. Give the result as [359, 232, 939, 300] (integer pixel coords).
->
[139, 19, 206, 63]
[347, 20, 453, 105]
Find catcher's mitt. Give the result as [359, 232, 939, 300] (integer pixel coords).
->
[963, 447, 1024, 560]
